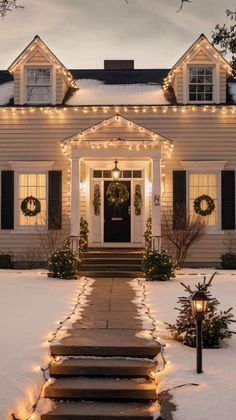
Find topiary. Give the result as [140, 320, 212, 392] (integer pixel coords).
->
[142, 249, 175, 281]
[79, 217, 89, 252]
[144, 218, 152, 255]
[165, 273, 236, 348]
[48, 240, 80, 279]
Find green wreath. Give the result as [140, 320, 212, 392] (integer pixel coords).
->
[106, 182, 129, 206]
[193, 194, 215, 216]
[21, 195, 41, 217]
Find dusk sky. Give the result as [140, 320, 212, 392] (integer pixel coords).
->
[0, 0, 232, 69]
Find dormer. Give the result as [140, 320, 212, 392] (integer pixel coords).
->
[8, 35, 78, 106]
[164, 34, 233, 105]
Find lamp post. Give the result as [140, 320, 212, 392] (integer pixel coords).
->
[191, 290, 209, 374]
[111, 159, 121, 180]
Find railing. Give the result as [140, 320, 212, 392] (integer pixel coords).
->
[151, 235, 162, 252]
[69, 235, 79, 253]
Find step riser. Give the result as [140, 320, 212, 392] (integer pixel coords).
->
[79, 266, 142, 272]
[42, 415, 157, 420]
[81, 259, 142, 265]
[78, 272, 143, 278]
[50, 346, 158, 358]
[82, 254, 143, 259]
[50, 366, 153, 378]
[44, 390, 156, 401]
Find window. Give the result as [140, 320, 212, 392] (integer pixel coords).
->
[189, 66, 213, 102]
[18, 173, 47, 226]
[25, 68, 51, 104]
[189, 173, 218, 227]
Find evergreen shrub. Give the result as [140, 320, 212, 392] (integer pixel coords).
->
[48, 240, 80, 279]
[142, 249, 175, 281]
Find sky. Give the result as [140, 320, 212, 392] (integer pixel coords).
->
[0, 0, 233, 69]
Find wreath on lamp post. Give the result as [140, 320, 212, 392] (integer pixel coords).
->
[106, 182, 129, 206]
[21, 195, 41, 217]
[193, 194, 215, 217]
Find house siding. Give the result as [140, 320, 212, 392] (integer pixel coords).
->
[0, 107, 235, 264]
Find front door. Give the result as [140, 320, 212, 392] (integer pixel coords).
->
[104, 180, 131, 242]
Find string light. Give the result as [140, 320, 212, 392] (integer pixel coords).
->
[11, 278, 93, 420]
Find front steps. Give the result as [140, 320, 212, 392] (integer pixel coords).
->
[41, 279, 161, 420]
[78, 248, 144, 278]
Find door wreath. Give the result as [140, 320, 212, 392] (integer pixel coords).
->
[106, 182, 129, 206]
[21, 195, 41, 217]
[193, 194, 215, 216]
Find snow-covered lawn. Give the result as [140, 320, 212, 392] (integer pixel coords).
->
[133, 269, 236, 420]
[0, 270, 93, 420]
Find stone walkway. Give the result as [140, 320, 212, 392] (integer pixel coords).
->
[42, 278, 162, 419]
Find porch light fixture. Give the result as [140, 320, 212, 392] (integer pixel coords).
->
[191, 290, 210, 374]
[111, 159, 121, 179]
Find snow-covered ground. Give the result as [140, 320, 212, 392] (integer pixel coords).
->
[133, 270, 236, 420]
[0, 270, 93, 420]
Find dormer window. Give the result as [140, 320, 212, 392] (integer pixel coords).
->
[188, 66, 213, 102]
[25, 67, 51, 104]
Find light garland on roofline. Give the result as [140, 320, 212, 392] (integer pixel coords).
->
[0, 104, 236, 115]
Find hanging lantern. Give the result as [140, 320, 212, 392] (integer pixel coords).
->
[111, 159, 121, 180]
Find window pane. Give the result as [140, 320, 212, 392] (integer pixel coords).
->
[188, 66, 213, 102]
[18, 173, 47, 226]
[189, 173, 217, 226]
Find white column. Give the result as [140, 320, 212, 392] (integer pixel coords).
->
[151, 158, 161, 237]
[70, 156, 80, 236]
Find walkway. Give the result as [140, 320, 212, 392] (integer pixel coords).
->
[42, 278, 162, 419]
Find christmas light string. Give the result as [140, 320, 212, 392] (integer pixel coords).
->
[11, 277, 93, 420]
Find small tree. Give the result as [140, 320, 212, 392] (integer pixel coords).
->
[48, 240, 80, 279]
[166, 273, 236, 348]
[79, 217, 89, 252]
[144, 218, 152, 255]
[162, 205, 206, 268]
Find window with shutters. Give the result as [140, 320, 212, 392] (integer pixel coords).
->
[17, 173, 47, 226]
[188, 173, 219, 228]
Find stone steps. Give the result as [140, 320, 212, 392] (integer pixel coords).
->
[50, 329, 161, 358]
[49, 357, 155, 378]
[44, 377, 157, 401]
[41, 401, 160, 419]
[78, 271, 143, 278]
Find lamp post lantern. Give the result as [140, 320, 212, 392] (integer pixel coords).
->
[191, 290, 209, 374]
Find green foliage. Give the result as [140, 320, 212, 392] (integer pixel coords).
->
[0, 254, 13, 269]
[166, 273, 236, 348]
[142, 249, 175, 281]
[79, 217, 89, 252]
[221, 252, 236, 269]
[48, 240, 80, 279]
[144, 218, 152, 255]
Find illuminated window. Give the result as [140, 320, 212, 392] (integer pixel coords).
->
[26, 68, 51, 104]
[18, 173, 47, 226]
[189, 173, 218, 227]
[189, 66, 213, 102]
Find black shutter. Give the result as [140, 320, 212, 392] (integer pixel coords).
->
[1, 171, 14, 229]
[221, 171, 235, 230]
[173, 170, 186, 229]
[48, 171, 62, 230]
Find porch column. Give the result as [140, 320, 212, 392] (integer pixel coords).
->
[151, 158, 161, 238]
[70, 156, 80, 236]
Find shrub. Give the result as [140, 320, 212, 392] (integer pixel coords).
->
[144, 218, 152, 255]
[48, 240, 80, 279]
[0, 254, 13, 269]
[166, 273, 236, 348]
[221, 252, 236, 269]
[142, 249, 175, 281]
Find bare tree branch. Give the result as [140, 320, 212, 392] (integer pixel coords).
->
[0, 0, 23, 18]
[177, 0, 191, 13]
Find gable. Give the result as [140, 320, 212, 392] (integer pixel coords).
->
[24, 48, 50, 65]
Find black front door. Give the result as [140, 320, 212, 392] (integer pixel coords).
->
[104, 180, 131, 242]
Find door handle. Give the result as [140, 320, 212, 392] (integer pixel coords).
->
[128, 206, 131, 215]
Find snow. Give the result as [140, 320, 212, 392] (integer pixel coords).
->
[0, 270, 93, 419]
[132, 269, 236, 420]
[0, 81, 13, 105]
[66, 79, 169, 105]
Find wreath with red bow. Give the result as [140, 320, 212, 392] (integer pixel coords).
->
[20, 195, 41, 217]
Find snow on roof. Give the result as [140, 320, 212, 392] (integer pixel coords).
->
[66, 79, 170, 105]
[0, 81, 13, 105]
